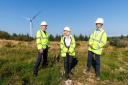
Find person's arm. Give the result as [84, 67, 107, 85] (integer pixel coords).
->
[46, 32, 50, 46]
[60, 37, 68, 53]
[36, 31, 43, 51]
[69, 36, 76, 53]
[97, 32, 107, 48]
[88, 33, 94, 48]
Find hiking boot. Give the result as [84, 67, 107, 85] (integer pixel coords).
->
[65, 73, 70, 80]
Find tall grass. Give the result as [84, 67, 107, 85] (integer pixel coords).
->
[0, 40, 128, 85]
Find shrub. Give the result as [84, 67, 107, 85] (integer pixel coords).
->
[109, 38, 127, 48]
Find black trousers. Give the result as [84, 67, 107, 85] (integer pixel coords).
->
[33, 48, 48, 75]
[64, 53, 78, 78]
[71, 58, 78, 69]
[87, 51, 100, 77]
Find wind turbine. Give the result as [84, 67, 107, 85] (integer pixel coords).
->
[24, 11, 41, 37]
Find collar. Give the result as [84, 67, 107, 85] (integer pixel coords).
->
[40, 29, 46, 33]
[64, 35, 72, 38]
[96, 28, 103, 31]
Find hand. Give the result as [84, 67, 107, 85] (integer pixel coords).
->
[88, 44, 93, 49]
[48, 46, 50, 49]
[39, 49, 43, 53]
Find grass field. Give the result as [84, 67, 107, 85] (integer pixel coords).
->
[0, 39, 128, 85]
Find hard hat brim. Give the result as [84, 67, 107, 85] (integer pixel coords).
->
[64, 30, 70, 31]
[41, 25, 48, 26]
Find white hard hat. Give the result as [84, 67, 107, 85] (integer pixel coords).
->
[41, 21, 47, 26]
[95, 18, 104, 24]
[64, 26, 70, 31]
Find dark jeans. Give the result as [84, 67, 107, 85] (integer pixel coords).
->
[33, 48, 48, 75]
[71, 58, 78, 69]
[64, 53, 77, 78]
[87, 51, 100, 77]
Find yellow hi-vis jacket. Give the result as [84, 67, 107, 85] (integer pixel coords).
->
[36, 29, 49, 50]
[88, 29, 107, 55]
[60, 35, 76, 57]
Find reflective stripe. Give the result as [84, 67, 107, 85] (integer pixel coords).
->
[93, 44, 102, 50]
[99, 31, 105, 42]
[100, 41, 106, 44]
[91, 38, 100, 42]
[91, 38, 105, 44]
[97, 44, 101, 49]
[91, 31, 105, 44]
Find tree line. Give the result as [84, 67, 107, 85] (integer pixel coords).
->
[0, 30, 128, 41]
[49, 34, 89, 41]
[0, 30, 89, 41]
[0, 31, 33, 41]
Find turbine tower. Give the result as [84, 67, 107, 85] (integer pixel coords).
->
[24, 11, 41, 37]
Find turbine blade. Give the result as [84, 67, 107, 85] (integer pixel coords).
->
[32, 11, 41, 20]
[22, 16, 30, 21]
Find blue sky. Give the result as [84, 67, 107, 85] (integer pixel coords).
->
[0, 0, 128, 37]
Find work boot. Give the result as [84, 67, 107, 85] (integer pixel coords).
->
[65, 73, 70, 80]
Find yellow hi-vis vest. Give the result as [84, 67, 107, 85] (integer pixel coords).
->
[60, 35, 76, 57]
[88, 29, 107, 55]
[36, 29, 49, 50]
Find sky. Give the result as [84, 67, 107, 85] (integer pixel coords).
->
[0, 0, 128, 37]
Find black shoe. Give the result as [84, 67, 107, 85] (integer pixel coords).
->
[65, 73, 70, 80]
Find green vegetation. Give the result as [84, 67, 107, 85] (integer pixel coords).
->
[0, 41, 61, 85]
[0, 39, 128, 85]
